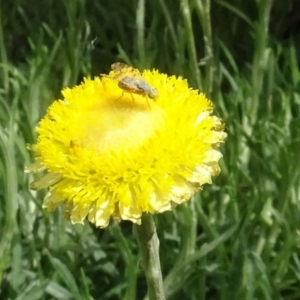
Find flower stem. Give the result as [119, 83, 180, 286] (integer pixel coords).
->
[133, 214, 166, 300]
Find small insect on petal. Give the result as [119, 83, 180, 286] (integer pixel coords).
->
[101, 62, 159, 101]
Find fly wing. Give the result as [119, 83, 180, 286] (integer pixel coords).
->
[111, 62, 129, 72]
[111, 62, 142, 81]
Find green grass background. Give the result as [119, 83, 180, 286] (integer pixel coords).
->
[1, 0, 300, 299]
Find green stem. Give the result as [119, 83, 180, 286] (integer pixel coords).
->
[194, 0, 214, 96]
[133, 214, 165, 300]
[181, 0, 202, 89]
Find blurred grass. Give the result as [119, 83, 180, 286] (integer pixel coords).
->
[1, 0, 300, 299]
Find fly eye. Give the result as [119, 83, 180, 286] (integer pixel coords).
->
[149, 88, 158, 99]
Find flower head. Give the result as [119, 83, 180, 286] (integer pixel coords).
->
[26, 64, 227, 228]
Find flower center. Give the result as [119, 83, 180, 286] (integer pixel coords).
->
[76, 97, 164, 154]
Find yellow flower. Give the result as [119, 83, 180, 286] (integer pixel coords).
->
[26, 66, 227, 228]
